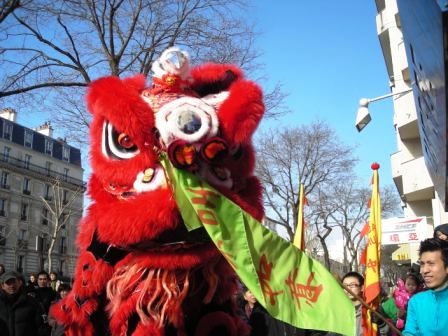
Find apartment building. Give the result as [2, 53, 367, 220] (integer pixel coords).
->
[375, 0, 448, 229]
[0, 108, 84, 279]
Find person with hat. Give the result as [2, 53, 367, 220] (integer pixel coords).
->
[434, 223, 448, 241]
[0, 270, 46, 336]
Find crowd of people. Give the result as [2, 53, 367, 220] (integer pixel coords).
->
[1, 224, 447, 336]
[235, 225, 448, 336]
[0, 268, 71, 336]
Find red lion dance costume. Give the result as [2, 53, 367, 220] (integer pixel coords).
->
[51, 48, 265, 336]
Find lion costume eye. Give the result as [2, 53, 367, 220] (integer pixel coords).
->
[102, 121, 140, 159]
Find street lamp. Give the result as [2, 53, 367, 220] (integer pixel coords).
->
[355, 87, 413, 132]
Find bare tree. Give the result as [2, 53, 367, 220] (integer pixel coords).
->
[306, 187, 338, 270]
[381, 245, 408, 287]
[0, 0, 20, 23]
[40, 178, 83, 274]
[0, 0, 285, 144]
[255, 121, 357, 243]
[327, 183, 401, 272]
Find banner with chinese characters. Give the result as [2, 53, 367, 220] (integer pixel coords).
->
[161, 154, 355, 336]
[382, 217, 431, 245]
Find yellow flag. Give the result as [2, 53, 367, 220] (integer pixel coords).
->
[363, 163, 382, 335]
[293, 183, 306, 250]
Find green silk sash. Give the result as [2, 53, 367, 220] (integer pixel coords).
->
[160, 154, 355, 336]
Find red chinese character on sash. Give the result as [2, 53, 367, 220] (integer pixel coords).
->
[285, 268, 323, 310]
[257, 255, 283, 306]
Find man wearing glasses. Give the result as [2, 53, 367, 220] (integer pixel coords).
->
[339, 272, 388, 336]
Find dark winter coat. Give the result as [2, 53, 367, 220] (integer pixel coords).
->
[34, 287, 58, 314]
[249, 303, 322, 336]
[0, 291, 46, 336]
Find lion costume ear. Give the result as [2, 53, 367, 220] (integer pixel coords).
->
[190, 64, 243, 97]
[189, 64, 264, 146]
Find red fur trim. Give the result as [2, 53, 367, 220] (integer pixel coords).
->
[51, 293, 98, 327]
[115, 244, 220, 270]
[66, 324, 95, 336]
[131, 323, 164, 336]
[86, 176, 182, 246]
[194, 311, 238, 336]
[217, 80, 264, 145]
[234, 316, 251, 336]
[71, 251, 114, 298]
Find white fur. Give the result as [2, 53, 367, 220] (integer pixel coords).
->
[152, 47, 190, 80]
[133, 166, 167, 192]
[156, 97, 220, 145]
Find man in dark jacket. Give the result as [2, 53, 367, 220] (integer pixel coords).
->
[0, 270, 46, 336]
[34, 271, 58, 314]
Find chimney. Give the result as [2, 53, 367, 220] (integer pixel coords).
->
[35, 121, 54, 138]
[0, 108, 17, 122]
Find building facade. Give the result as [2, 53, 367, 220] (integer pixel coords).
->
[0, 108, 84, 279]
[374, 0, 448, 230]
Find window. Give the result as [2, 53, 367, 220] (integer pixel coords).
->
[63, 168, 69, 181]
[45, 161, 52, 175]
[36, 235, 47, 252]
[3, 121, 12, 140]
[41, 208, 48, 225]
[60, 213, 68, 229]
[20, 203, 28, 221]
[0, 199, 6, 216]
[0, 225, 5, 245]
[59, 260, 65, 276]
[1, 171, 9, 189]
[18, 229, 27, 240]
[44, 184, 52, 200]
[62, 146, 70, 162]
[3, 146, 10, 162]
[63, 190, 69, 204]
[45, 139, 53, 155]
[59, 237, 66, 254]
[24, 130, 33, 148]
[23, 177, 31, 195]
[16, 255, 24, 273]
[23, 154, 31, 169]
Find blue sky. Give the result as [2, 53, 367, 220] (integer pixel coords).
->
[251, 1, 397, 188]
[7, 1, 397, 192]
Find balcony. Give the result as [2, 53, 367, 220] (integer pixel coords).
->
[1, 184, 10, 190]
[393, 93, 419, 140]
[391, 151, 404, 196]
[0, 155, 85, 189]
[401, 157, 434, 202]
[23, 189, 31, 195]
[17, 239, 28, 249]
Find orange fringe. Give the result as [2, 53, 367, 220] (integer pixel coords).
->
[106, 257, 222, 332]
